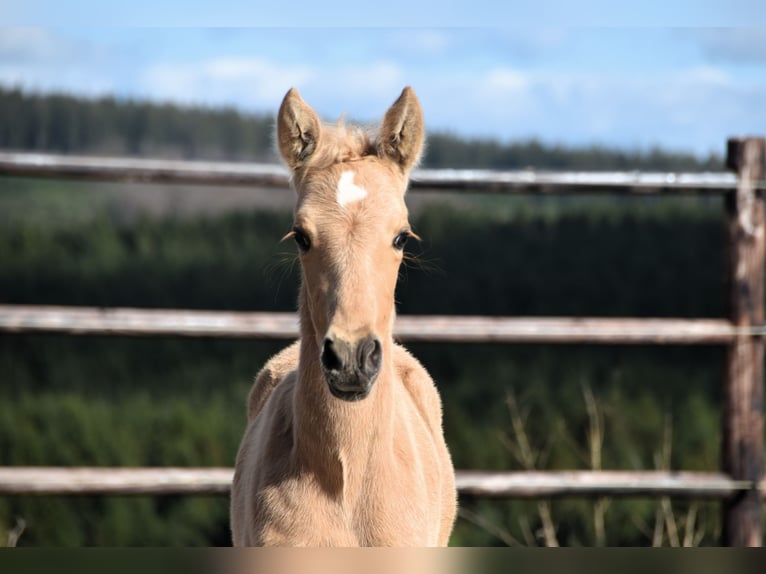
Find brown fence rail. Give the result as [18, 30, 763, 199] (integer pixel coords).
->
[0, 468, 760, 498]
[0, 304, 753, 344]
[1, 140, 765, 546]
[0, 151, 745, 194]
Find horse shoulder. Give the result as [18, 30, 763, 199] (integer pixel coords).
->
[392, 344, 443, 436]
[392, 344, 457, 546]
[232, 364, 299, 546]
[247, 340, 300, 421]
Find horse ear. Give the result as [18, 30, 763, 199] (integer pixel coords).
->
[378, 87, 424, 174]
[277, 88, 322, 170]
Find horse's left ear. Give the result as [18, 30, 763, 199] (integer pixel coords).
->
[378, 87, 424, 174]
[277, 88, 322, 171]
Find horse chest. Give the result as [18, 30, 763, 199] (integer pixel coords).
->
[353, 468, 437, 546]
[349, 426, 441, 545]
[268, 433, 438, 546]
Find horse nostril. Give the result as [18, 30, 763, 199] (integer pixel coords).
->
[359, 336, 382, 377]
[321, 338, 343, 372]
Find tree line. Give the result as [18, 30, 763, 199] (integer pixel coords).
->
[0, 86, 722, 170]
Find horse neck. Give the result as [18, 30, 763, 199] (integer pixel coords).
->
[293, 282, 395, 489]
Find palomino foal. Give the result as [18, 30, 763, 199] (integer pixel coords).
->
[230, 87, 456, 546]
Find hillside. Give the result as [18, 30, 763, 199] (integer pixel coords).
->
[0, 86, 722, 170]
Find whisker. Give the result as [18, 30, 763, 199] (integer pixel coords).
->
[403, 251, 443, 275]
[264, 250, 300, 300]
[399, 227, 442, 274]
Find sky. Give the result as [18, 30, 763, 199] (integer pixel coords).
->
[2, 2, 766, 157]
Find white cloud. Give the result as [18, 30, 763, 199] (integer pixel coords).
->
[405, 30, 450, 55]
[138, 57, 407, 121]
[139, 57, 315, 107]
[0, 28, 119, 95]
[484, 68, 530, 93]
[681, 65, 732, 86]
[328, 61, 405, 98]
[414, 63, 766, 155]
[0, 62, 116, 96]
[0, 28, 71, 62]
[266, 60, 407, 125]
[691, 28, 766, 64]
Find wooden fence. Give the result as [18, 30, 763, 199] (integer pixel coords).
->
[0, 139, 764, 546]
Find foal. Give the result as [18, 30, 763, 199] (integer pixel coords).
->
[230, 87, 456, 546]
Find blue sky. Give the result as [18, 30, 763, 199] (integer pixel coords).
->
[2, 2, 766, 157]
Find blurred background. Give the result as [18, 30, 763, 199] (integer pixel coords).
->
[1, 12, 765, 546]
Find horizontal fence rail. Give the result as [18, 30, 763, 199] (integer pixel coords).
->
[0, 151, 747, 194]
[2, 141, 765, 546]
[0, 468, 234, 495]
[456, 471, 760, 499]
[0, 468, 761, 498]
[0, 304, 758, 344]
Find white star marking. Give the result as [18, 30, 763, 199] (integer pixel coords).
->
[336, 170, 368, 207]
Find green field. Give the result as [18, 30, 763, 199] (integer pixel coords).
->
[0, 173, 733, 546]
[0, 86, 744, 546]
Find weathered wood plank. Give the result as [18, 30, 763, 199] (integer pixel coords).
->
[0, 152, 291, 187]
[413, 168, 740, 194]
[397, 316, 744, 344]
[0, 151, 741, 194]
[456, 470, 754, 499]
[723, 137, 766, 547]
[0, 467, 234, 495]
[0, 305, 300, 339]
[0, 304, 752, 344]
[0, 467, 756, 497]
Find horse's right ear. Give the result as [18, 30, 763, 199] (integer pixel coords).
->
[378, 87, 425, 174]
[277, 88, 321, 170]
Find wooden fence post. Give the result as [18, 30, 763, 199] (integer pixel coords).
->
[724, 137, 766, 546]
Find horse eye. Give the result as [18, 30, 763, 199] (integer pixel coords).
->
[393, 232, 410, 251]
[293, 229, 311, 253]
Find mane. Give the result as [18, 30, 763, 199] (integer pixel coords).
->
[299, 121, 378, 172]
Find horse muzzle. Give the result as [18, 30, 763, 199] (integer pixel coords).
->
[320, 335, 382, 401]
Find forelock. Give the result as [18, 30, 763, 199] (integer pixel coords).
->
[303, 122, 377, 170]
